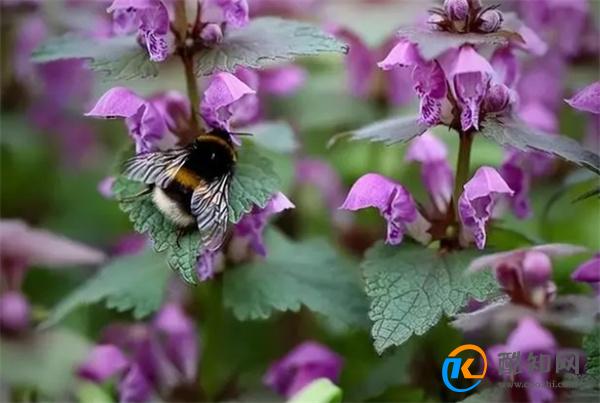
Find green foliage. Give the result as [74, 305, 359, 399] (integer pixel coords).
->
[362, 243, 497, 353]
[584, 327, 600, 376]
[223, 230, 369, 326]
[240, 121, 299, 154]
[113, 145, 281, 283]
[31, 35, 158, 81]
[43, 249, 171, 327]
[330, 115, 428, 147]
[287, 379, 343, 403]
[395, 28, 522, 60]
[0, 329, 90, 397]
[195, 17, 347, 75]
[480, 118, 600, 175]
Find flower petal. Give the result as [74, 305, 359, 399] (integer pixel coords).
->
[0, 291, 31, 333]
[405, 131, 448, 162]
[565, 82, 600, 115]
[571, 254, 600, 283]
[77, 344, 129, 382]
[334, 27, 375, 97]
[118, 364, 153, 403]
[85, 87, 145, 118]
[201, 0, 249, 28]
[200, 72, 256, 130]
[377, 40, 423, 70]
[506, 317, 556, 354]
[458, 167, 513, 249]
[258, 65, 307, 96]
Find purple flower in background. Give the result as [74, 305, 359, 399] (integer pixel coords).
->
[111, 233, 148, 256]
[98, 176, 116, 199]
[200, 72, 257, 132]
[108, 0, 171, 62]
[86, 87, 190, 153]
[78, 303, 198, 401]
[196, 251, 220, 282]
[487, 317, 558, 403]
[500, 153, 531, 219]
[405, 131, 454, 214]
[234, 192, 295, 256]
[0, 291, 31, 334]
[340, 173, 431, 245]
[296, 158, 346, 212]
[469, 244, 585, 307]
[565, 82, 600, 115]
[258, 65, 307, 96]
[378, 41, 447, 126]
[264, 341, 343, 398]
[458, 167, 513, 250]
[571, 254, 600, 297]
[201, 0, 250, 28]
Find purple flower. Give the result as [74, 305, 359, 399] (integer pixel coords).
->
[458, 167, 513, 250]
[87, 87, 189, 153]
[333, 27, 376, 98]
[98, 176, 116, 199]
[378, 41, 447, 126]
[200, 23, 224, 46]
[500, 155, 531, 219]
[200, 72, 257, 132]
[445, 45, 495, 131]
[340, 173, 431, 245]
[258, 65, 307, 96]
[77, 345, 129, 382]
[565, 82, 600, 115]
[470, 244, 585, 307]
[107, 0, 171, 62]
[295, 158, 345, 212]
[571, 254, 600, 297]
[444, 0, 469, 22]
[234, 192, 295, 256]
[263, 341, 343, 398]
[487, 317, 559, 403]
[0, 291, 31, 334]
[196, 251, 221, 282]
[78, 303, 199, 401]
[405, 131, 454, 214]
[201, 0, 250, 28]
[111, 233, 148, 256]
[478, 9, 504, 33]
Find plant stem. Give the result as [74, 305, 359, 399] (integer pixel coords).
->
[452, 129, 473, 223]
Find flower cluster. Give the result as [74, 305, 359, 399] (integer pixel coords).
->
[429, 0, 504, 34]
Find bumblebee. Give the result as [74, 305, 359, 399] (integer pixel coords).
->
[122, 128, 236, 251]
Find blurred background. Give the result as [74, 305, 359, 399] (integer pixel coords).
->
[0, 0, 599, 402]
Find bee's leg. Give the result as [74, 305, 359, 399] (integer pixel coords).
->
[117, 187, 152, 203]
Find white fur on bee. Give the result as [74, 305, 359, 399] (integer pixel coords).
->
[152, 187, 195, 227]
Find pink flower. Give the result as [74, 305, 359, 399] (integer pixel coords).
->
[565, 82, 600, 115]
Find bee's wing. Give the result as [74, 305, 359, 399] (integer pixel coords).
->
[122, 148, 190, 188]
[191, 174, 231, 251]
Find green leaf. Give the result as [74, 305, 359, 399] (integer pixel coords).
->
[42, 249, 171, 327]
[396, 27, 523, 60]
[195, 17, 347, 75]
[239, 121, 299, 154]
[113, 146, 280, 283]
[223, 230, 369, 326]
[584, 327, 600, 376]
[228, 145, 281, 222]
[32, 35, 158, 81]
[480, 118, 600, 175]
[287, 379, 342, 403]
[329, 115, 429, 147]
[0, 329, 90, 397]
[362, 243, 497, 353]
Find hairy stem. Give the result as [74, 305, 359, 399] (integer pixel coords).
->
[452, 129, 473, 224]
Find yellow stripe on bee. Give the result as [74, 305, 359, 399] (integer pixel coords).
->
[172, 167, 202, 189]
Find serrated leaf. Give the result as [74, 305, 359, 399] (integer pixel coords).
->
[223, 230, 369, 326]
[0, 329, 90, 397]
[228, 145, 281, 222]
[329, 115, 428, 147]
[396, 28, 523, 60]
[42, 249, 171, 327]
[584, 327, 600, 376]
[195, 17, 347, 75]
[480, 118, 600, 175]
[362, 243, 497, 354]
[239, 121, 298, 154]
[32, 34, 158, 81]
[113, 146, 280, 283]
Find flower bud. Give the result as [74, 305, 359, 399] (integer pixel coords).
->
[479, 9, 503, 33]
[0, 291, 30, 333]
[484, 84, 510, 113]
[200, 23, 223, 46]
[427, 14, 445, 31]
[522, 251, 552, 288]
[444, 0, 469, 21]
